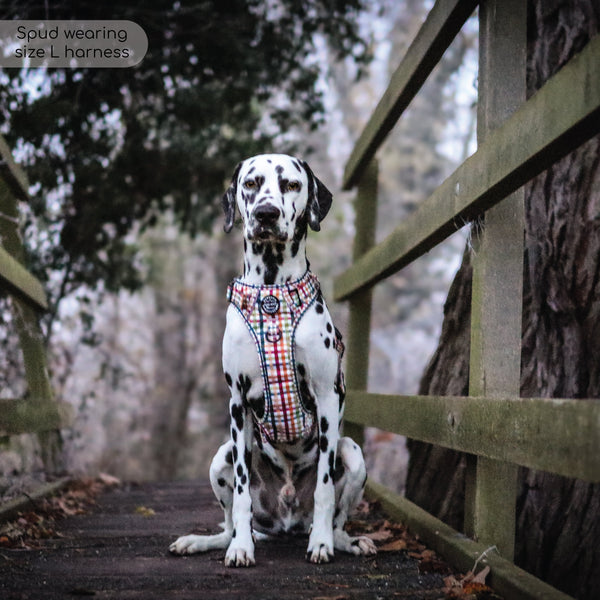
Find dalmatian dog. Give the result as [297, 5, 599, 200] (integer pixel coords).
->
[169, 154, 376, 566]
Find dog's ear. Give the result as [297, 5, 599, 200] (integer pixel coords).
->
[222, 162, 242, 233]
[302, 161, 333, 232]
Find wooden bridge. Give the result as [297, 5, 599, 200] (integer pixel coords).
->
[0, 478, 472, 599]
[1, 1, 599, 599]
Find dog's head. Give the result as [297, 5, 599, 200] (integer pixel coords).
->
[222, 154, 333, 241]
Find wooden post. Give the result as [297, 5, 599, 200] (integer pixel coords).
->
[343, 160, 378, 448]
[465, 0, 526, 561]
[0, 170, 63, 473]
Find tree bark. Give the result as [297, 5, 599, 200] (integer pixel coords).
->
[406, 2, 600, 597]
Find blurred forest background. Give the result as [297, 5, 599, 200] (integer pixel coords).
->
[0, 0, 476, 492]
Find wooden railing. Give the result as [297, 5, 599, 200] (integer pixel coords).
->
[0, 135, 72, 442]
[336, 1, 600, 598]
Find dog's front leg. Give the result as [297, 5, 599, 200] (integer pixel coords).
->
[307, 394, 340, 563]
[225, 392, 255, 567]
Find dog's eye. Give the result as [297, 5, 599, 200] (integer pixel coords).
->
[287, 181, 301, 192]
[243, 180, 256, 189]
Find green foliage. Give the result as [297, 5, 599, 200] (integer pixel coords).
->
[0, 0, 370, 310]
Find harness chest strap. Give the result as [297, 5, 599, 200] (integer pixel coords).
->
[226, 271, 322, 443]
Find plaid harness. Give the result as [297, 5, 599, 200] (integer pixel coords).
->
[226, 271, 322, 444]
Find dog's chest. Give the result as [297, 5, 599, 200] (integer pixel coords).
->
[227, 271, 321, 443]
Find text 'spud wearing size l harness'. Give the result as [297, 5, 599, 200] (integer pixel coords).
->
[227, 271, 344, 444]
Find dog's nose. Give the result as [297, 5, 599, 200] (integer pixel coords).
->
[254, 204, 280, 226]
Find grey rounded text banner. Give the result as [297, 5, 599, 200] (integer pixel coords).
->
[0, 20, 148, 68]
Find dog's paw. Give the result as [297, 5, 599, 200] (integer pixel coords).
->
[169, 535, 205, 555]
[225, 543, 255, 567]
[306, 542, 334, 563]
[333, 530, 377, 556]
[169, 532, 231, 555]
[307, 525, 334, 563]
[350, 535, 378, 556]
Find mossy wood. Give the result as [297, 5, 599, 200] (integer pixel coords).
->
[335, 31, 600, 302]
[342, 0, 479, 190]
[0, 399, 74, 435]
[339, 0, 600, 595]
[344, 391, 600, 483]
[0, 134, 71, 462]
[366, 479, 575, 600]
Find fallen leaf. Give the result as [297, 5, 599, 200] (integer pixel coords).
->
[134, 506, 156, 517]
[98, 473, 120, 487]
[379, 538, 407, 552]
[364, 529, 393, 542]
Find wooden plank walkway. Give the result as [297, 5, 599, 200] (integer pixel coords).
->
[0, 479, 476, 600]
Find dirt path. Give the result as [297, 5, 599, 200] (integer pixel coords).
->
[0, 479, 460, 599]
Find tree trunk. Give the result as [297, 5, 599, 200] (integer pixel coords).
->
[406, 2, 600, 597]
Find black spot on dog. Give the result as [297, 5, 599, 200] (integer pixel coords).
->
[290, 522, 306, 534]
[292, 160, 302, 173]
[291, 210, 308, 258]
[231, 403, 244, 431]
[262, 243, 285, 285]
[237, 464, 243, 477]
[231, 428, 238, 442]
[324, 337, 331, 349]
[297, 363, 306, 377]
[248, 395, 265, 420]
[236, 374, 252, 404]
[302, 436, 318, 453]
[232, 445, 238, 463]
[226, 450, 233, 465]
[217, 477, 227, 488]
[320, 435, 328, 453]
[298, 377, 316, 414]
[323, 473, 329, 484]
[333, 455, 344, 483]
[255, 514, 275, 530]
[241, 474, 247, 485]
[278, 178, 289, 194]
[225, 372, 233, 387]
[232, 528, 237, 538]
[328, 450, 335, 478]
[326, 323, 332, 333]
[254, 425, 264, 450]
[244, 449, 252, 471]
[237, 485, 243, 495]
[320, 416, 329, 433]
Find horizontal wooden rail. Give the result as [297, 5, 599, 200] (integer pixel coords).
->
[344, 391, 600, 482]
[335, 32, 600, 301]
[0, 399, 74, 435]
[0, 245, 48, 310]
[343, 0, 478, 189]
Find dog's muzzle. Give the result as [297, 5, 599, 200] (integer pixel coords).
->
[249, 203, 287, 241]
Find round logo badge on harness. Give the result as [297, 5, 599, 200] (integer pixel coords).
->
[261, 295, 280, 315]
